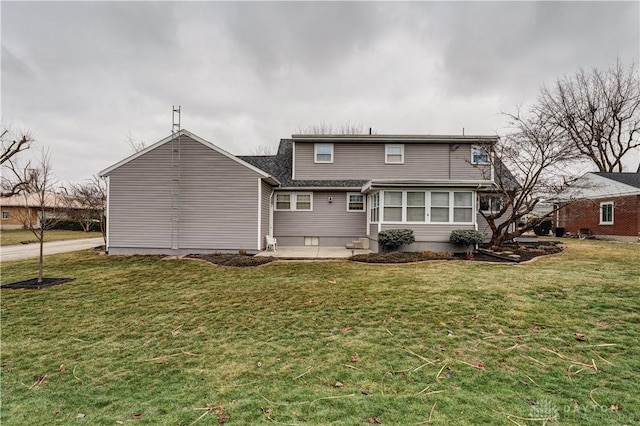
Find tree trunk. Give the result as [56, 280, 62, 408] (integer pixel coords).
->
[38, 228, 44, 283]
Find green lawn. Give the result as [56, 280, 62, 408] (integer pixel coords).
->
[0, 229, 103, 246]
[1, 240, 638, 425]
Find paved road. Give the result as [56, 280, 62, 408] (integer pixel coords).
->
[0, 238, 104, 262]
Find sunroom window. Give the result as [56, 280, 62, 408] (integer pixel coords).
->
[383, 191, 403, 222]
[430, 192, 450, 222]
[406, 191, 426, 222]
[453, 192, 473, 222]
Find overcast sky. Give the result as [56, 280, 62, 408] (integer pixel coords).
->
[2, 1, 639, 183]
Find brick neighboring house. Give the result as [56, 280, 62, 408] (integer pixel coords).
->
[555, 172, 640, 242]
[0, 192, 79, 230]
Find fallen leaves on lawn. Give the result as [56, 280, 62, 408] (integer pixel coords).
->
[350, 353, 360, 363]
[609, 404, 622, 411]
[333, 381, 345, 388]
[574, 332, 587, 341]
[131, 413, 143, 419]
[366, 417, 382, 424]
[341, 325, 352, 332]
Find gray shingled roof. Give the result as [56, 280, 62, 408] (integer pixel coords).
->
[594, 172, 640, 189]
[238, 140, 366, 188]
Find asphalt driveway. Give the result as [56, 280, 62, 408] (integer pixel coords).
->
[0, 238, 104, 262]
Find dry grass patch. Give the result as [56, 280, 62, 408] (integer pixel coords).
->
[0, 229, 102, 246]
[1, 239, 638, 425]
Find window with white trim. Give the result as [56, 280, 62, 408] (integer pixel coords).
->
[430, 192, 450, 222]
[370, 193, 380, 222]
[479, 194, 503, 213]
[2, 211, 8, 220]
[347, 193, 365, 212]
[383, 191, 403, 222]
[275, 193, 313, 211]
[406, 191, 426, 222]
[600, 202, 613, 225]
[472, 146, 490, 164]
[453, 192, 473, 222]
[314, 143, 333, 163]
[275, 194, 291, 210]
[385, 144, 404, 164]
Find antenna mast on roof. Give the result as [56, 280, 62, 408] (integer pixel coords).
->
[171, 106, 181, 250]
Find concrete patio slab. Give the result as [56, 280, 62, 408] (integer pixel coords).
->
[255, 246, 371, 259]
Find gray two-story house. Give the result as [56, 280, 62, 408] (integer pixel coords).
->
[99, 129, 504, 254]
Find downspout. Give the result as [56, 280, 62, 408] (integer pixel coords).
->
[257, 178, 262, 250]
[269, 187, 275, 237]
[105, 176, 111, 253]
[474, 184, 481, 232]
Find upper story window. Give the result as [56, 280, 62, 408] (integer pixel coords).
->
[600, 202, 613, 225]
[2, 211, 8, 220]
[472, 145, 490, 165]
[314, 143, 334, 163]
[385, 144, 404, 164]
[275, 193, 313, 211]
[347, 193, 365, 212]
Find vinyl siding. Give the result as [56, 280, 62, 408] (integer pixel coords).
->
[107, 136, 263, 251]
[476, 205, 514, 241]
[294, 143, 489, 181]
[261, 180, 272, 249]
[273, 191, 366, 240]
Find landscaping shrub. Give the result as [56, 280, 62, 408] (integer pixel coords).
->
[377, 229, 415, 252]
[449, 229, 484, 256]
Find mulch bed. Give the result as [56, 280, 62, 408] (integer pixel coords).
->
[352, 241, 563, 264]
[1, 277, 76, 290]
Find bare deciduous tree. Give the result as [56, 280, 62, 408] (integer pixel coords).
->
[480, 108, 583, 246]
[18, 148, 61, 283]
[1, 128, 35, 197]
[250, 144, 278, 155]
[296, 121, 372, 135]
[538, 60, 640, 172]
[67, 175, 107, 243]
[126, 131, 147, 153]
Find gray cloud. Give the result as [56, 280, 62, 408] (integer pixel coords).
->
[1, 1, 638, 182]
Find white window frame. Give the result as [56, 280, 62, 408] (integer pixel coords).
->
[383, 191, 404, 223]
[314, 143, 334, 164]
[274, 192, 314, 211]
[2, 211, 8, 220]
[471, 145, 490, 165]
[406, 191, 427, 222]
[371, 190, 475, 224]
[370, 193, 380, 223]
[346, 193, 365, 212]
[600, 201, 614, 225]
[385, 144, 404, 164]
[479, 194, 503, 214]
